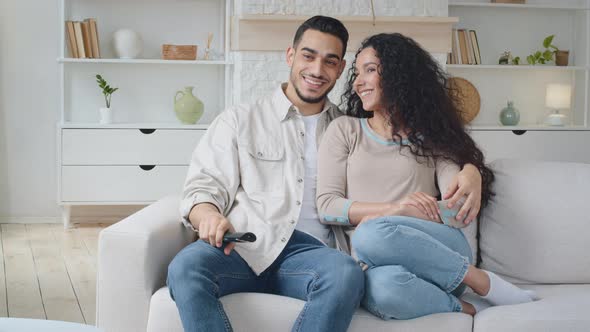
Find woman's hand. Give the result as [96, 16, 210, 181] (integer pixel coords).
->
[397, 192, 441, 223]
[357, 192, 442, 225]
[443, 164, 482, 225]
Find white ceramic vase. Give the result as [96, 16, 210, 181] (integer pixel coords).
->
[113, 29, 143, 59]
[99, 107, 112, 124]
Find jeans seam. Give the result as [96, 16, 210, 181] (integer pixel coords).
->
[216, 299, 233, 332]
[292, 273, 320, 331]
[450, 294, 463, 313]
[218, 273, 257, 280]
[445, 256, 469, 292]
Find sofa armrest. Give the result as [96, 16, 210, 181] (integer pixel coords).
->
[96, 195, 196, 332]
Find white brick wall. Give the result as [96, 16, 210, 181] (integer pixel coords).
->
[233, 0, 449, 104]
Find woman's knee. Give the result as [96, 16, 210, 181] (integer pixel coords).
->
[364, 266, 420, 320]
[352, 218, 407, 258]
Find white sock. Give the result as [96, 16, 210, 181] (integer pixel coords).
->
[461, 292, 491, 313]
[481, 270, 536, 306]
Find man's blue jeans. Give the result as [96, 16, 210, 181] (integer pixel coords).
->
[167, 230, 364, 332]
[351, 216, 473, 320]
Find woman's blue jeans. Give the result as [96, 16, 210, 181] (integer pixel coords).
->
[351, 216, 473, 320]
[167, 230, 364, 332]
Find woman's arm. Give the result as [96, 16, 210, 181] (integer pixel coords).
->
[317, 119, 441, 226]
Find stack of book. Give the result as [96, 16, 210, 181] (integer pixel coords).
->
[65, 19, 101, 58]
[448, 29, 481, 65]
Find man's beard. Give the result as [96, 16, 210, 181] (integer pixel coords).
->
[291, 72, 334, 104]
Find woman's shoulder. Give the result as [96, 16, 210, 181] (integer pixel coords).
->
[328, 115, 362, 132]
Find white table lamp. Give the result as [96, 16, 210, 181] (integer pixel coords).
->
[545, 83, 571, 126]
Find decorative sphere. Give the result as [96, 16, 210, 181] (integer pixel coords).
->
[113, 29, 143, 59]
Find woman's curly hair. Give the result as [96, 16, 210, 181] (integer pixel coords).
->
[341, 33, 495, 208]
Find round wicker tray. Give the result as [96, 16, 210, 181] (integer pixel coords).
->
[448, 77, 480, 124]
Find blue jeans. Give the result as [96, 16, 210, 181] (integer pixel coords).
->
[167, 230, 364, 332]
[351, 216, 473, 320]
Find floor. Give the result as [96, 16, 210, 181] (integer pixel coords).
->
[0, 223, 108, 325]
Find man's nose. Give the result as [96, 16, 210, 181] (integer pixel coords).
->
[308, 59, 323, 76]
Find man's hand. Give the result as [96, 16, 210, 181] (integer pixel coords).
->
[189, 203, 237, 255]
[443, 164, 482, 225]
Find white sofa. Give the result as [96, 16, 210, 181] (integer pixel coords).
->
[96, 159, 590, 332]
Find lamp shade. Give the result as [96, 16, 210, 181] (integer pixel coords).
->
[545, 84, 572, 109]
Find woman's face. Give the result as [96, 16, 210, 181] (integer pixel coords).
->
[353, 47, 384, 112]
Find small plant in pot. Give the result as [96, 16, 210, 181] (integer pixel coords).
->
[526, 35, 569, 66]
[96, 74, 118, 124]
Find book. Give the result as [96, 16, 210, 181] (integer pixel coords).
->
[457, 29, 468, 65]
[73, 21, 86, 58]
[81, 20, 93, 58]
[65, 21, 79, 58]
[87, 18, 101, 59]
[453, 29, 462, 64]
[464, 29, 475, 64]
[470, 30, 481, 65]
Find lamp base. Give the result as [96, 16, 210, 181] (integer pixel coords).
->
[545, 109, 566, 126]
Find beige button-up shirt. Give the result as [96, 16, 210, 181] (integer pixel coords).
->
[180, 84, 346, 275]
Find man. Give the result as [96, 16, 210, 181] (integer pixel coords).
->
[167, 16, 482, 332]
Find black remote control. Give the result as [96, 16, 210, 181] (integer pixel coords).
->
[223, 232, 257, 243]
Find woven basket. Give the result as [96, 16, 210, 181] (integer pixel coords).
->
[448, 77, 480, 124]
[162, 44, 197, 60]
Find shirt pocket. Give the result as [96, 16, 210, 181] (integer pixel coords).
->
[239, 143, 285, 194]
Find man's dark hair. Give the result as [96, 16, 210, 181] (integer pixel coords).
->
[293, 15, 349, 56]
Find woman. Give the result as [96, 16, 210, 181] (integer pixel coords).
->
[316, 33, 535, 319]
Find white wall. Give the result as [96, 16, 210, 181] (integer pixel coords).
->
[0, 0, 447, 221]
[1, 0, 60, 221]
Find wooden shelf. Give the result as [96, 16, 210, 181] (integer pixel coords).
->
[59, 122, 210, 129]
[447, 64, 589, 71]
[232, 15, 458, 53]
[449, 2, 590, 10]
[58, 58, 231, 65]
[237, 14, 459, 23]
[468, 125, 590, 131]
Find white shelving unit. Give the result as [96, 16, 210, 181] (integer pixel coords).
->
[448, 0, 590, 163]
[57, 0, 232, 227]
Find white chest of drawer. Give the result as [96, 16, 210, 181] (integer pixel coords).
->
[470, 130, 590, 164]
[62, 129, 204, 165]
[58, 126, 206, 227]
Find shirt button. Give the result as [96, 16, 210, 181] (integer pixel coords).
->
[296, 200, 301, 206]
[290, 220, 296, 224]
[281, 237, 287, 242]
[300, 156, 305, 161]
[257, 152, 263, 157]
[297, 178, 303, 183]
[300, 131, 305, 137]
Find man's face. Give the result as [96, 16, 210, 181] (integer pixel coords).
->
[286, 29, 346, 104]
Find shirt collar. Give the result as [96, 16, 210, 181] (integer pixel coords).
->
[273, 83, 337, 122]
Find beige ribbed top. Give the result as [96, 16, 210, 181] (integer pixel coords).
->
[316, 116, 477, 259]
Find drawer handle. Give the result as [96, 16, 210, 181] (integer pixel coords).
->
[139, 129, 156, 134]
[512, 130, 527, 136]
[139, 165, 156, 171]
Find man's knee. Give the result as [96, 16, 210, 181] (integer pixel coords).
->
[322, 254, 365, 298]
[168, 241, 217, 289]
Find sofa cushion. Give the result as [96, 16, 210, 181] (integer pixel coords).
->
[479, 159, 590, 283]
[147, 287, 473, 332]
[474, 284, 590, 332]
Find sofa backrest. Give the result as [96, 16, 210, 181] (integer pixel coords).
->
[479, 159, 590, 284]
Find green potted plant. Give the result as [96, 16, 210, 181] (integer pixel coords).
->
[95, 74, 118, 124]
[526, 35, 569, 66]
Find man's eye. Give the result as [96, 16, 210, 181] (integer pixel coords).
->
[303, 54, 312, 59]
